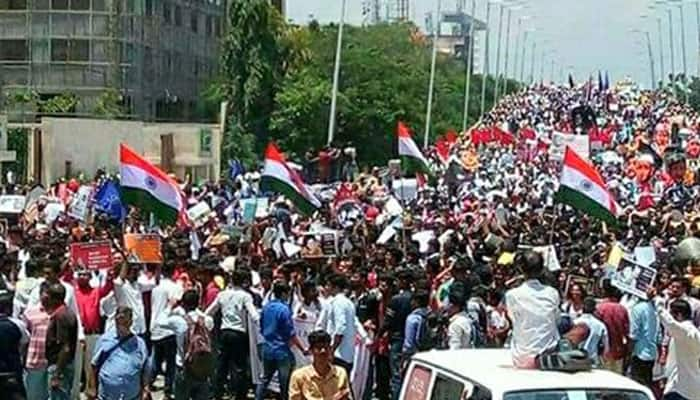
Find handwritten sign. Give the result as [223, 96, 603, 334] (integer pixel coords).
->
[550, 132, 590, 161]
[186, 201, 212, 227]
[70, 241, 113, 270]
[124, 233, 163, 264]
[68, 185, 93, 222]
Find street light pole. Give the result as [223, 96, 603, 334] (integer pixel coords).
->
[501, 7, 513, 98]
[520, 30, 528, 82]
[695, 0, 700, 78]
[646, 31, 657, 89]
[493, 3, 505, 101]
[424, 0, 441, 149]
[529, 40, 536, 84]
[462, 0, 477, 133]
[512, 16, 523, 90]
[327, 0, 346, 145]
[668, 8, 675, 80]
[678, 2, 688, 79]
[657, 17, 666, 84]
[480, 1, 493, 117]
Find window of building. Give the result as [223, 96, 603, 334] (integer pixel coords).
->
[162, 3, 171, 23]
[34, 0, 50, 9]
[0, 39, 28, 61]
[50, 39, 69, 61]
[92, 0, 105, 10]
[174, 5, 182, 26]
[206, 15, 213, 37]
[91, 40, 107, 62]
[145, 0, 152, 16]
[51, 0, 67, 9]
[0, 0, 27, 10]
[215, 17, 221, 37]
[125, 0, 133, 13]
[190, 12, 198, 33]
[50, 39, 89, 62]
[70, 0, 88, 10]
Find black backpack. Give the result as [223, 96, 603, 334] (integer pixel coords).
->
[415, 309, 444, 351]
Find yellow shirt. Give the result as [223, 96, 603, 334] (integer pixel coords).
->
[289, 364, 350, 400]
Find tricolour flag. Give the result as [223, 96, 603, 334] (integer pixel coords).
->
[555, 146, 618, 225]
[397, 121, 432, 175]
[261, 143, 321, 216]
[120, 144, 185, 225]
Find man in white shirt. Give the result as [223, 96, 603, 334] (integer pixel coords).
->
[655, 297, 700, 400]
[446, 283, 472, 350]
[505, 251, 560, 368]
[113, 264, 154, 336]
[149, 263, 184, 397]
[574, 297, 609, 368]
[154, 289, 214, 400]
[205, 269, 259, 400]
[324, 274, 357, 377]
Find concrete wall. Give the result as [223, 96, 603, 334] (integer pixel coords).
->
[36, 117, 221, 186]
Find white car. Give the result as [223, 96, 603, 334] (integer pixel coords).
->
[400, 349, 655, 400]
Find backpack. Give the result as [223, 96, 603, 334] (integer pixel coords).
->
[416, 309, 443, 352]
[184, 315, 215, 380]
[469, 315, 485, 348]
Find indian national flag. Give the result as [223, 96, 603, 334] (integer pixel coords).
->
[397, 121, 432, 175]
[261, 143, 321, 216]
[555, 146, 618, 224]
[120, 144, 185, 225]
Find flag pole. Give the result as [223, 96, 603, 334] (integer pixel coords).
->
[424, 0, 441, 149]
[461, 0, 477, 134]
[327, 0, 347, 146]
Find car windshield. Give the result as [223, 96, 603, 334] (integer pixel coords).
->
[504, 389, 650, 400]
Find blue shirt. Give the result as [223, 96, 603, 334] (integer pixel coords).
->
[91, 329, 149, 400]
[630, 300, 659, 362]
[325, 293, 357, 363]
[260, 299, 295, 361]
[403, 308, 428, 353]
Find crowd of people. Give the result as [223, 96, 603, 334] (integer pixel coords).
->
[1, 78, 700, 400]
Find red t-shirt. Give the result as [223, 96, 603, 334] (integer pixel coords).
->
[596, 299, 630, 360]
[74, 281, 112, 334]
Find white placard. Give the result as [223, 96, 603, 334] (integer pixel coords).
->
[67, 186, 92, 221]
[611, 257, 657, 299]
[550, 132, 590, 161]
[392, 178, 418, 201]
[0, 195, 25, 214]
[186, 201, 212, 227]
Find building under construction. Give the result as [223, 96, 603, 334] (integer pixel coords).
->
[0, 0, 284, 121]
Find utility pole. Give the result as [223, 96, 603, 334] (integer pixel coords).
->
[424, 0, 441, 148]
[493, 3, 505, 101]
[529, 40, 536, 84]
[501, 8, 513, 97]
[480, 1, 493, 118]
[519, 30, 528, 82]
[327, 0, 346, 145]
[462, 0, 476, 133]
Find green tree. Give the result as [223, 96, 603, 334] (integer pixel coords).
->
[270, 23, 504, 165]
[217, 0, 309, 166]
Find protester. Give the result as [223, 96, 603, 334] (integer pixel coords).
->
[0, 287, 28, 400]
[89, 306, 150, 400]
[153, 290, 215, 400]
[23, 282, 51, 400]
[628, 292, 660, 387]
[574, 297, 609, 367]
[446, 284, 473, 349]
[289, 330, 351, 400]
[596, 280, 630, 373]
[45, 283, 78, 400]
[324, 275, 357, 377]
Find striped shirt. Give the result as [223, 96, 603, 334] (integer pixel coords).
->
[23, 305, 50, 369]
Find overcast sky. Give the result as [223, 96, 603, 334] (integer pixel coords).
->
[286, 0, 700, 88]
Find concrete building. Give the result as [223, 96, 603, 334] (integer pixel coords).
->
[0, 0, 226, 121]
[26, 116, 222, 186]
[429, 11, 486, 72]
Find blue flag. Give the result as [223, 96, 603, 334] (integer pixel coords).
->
[94, 180, 126, 221]
[228, 159, 245, 181]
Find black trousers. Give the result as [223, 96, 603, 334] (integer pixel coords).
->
[629, 356, 654, 388]
[151, 335, 177, 392]
[375, 354, 391, 400]
[216, 329, 250, 400]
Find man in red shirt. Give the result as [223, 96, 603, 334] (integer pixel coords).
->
[73, 268, 113, 397]
[595, 280, 630, 374]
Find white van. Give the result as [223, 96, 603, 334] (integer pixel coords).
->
[399, 349, 655, 400]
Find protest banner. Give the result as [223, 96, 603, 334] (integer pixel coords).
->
[68, 185, 93, 222]
[70, 241, 113, 270]
[123, 233, 163, 264]
[564, 275, 594, 299]
[612, 256, 657, 299]
[0, 195, 25, 214]
[550, 132, 590, 161]
[186, 201, 212, 227]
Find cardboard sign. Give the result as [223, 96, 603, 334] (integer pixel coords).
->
[70, 241, 113, 270]
[392, 179, 418, 202]
[0, 195, 25, 214]
[68, 185, 93, 222]
[564, 275, 594, 299]
[320, 232, 338, 256]
[612, 257, 657, 299]
[124, 233, 163, 264]
[550, 132, 590, 161]
[186, 201, 212, 227]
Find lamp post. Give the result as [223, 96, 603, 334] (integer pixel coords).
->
[424, 0, 441, 149]
[501, 3, 526, 99]
[480, 0, 495, 117]
[461, 0, 477, 133]
[493, 2, 505, 101]
[327, 0, 346, 145]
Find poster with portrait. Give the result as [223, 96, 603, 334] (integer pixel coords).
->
[611, 256, 657, 299]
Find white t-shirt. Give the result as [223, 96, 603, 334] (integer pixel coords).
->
[150, 278, 184, 341]
[113, 277, 151, 335]
[659, 307, 700, 400]
[447, 311, 473, 350]
[506, 279, 561, 368]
